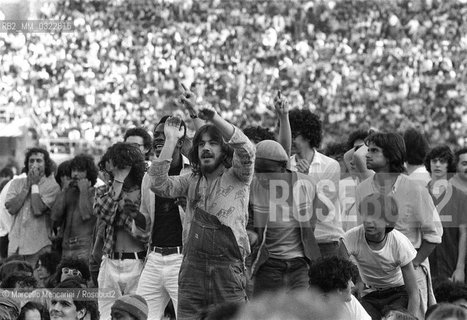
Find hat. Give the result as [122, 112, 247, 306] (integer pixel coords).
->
[255, 140, 289, 163]
[111, 295, 148, 320]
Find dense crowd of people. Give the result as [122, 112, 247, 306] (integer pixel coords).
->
[1, 0, 467, 319]
[1, 0, 467, 148]
[0, 84, 466, 320]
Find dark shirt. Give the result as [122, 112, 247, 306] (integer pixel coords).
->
[429, 184, 467, 282]
[152, 161, 183, 247]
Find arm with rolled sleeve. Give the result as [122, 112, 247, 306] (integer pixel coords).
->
[228, 126, 255, 184]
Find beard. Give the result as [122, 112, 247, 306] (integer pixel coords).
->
[200, 155, 224, 174]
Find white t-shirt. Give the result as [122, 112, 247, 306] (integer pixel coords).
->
[343, 225, 417, 289]
[337, 295, 371, 320]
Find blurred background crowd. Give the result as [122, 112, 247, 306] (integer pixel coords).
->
[0, 0, 467, 156]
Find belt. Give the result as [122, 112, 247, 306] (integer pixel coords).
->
[150, 245, 183, 256]
[109, 251, 146, 260]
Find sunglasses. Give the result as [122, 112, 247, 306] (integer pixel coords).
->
[62, 267, 82, 278]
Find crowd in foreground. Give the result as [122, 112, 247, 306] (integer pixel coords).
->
[0, 87, 466, 320]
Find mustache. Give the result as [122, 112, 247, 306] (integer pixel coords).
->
[201, 151, 214, 158]
[50, 311, 64, 317]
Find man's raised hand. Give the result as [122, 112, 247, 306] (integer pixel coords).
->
[273, 90, 289, 116]
[164, 116, 185, 141]
[179, 83, 198, 116]
[198, 105, 217, 121]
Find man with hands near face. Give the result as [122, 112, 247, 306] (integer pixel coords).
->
[5, 148, 60, 266]
[51, 154, 98, 261]
[93, 143, 148, 320]
[148, 102, 255, 319]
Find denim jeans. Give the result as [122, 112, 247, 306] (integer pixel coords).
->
[177, 208, 247, 320]
[61, 236, 92, 261]
[253, 257, 309, 296]
[361, 286, 408, 320]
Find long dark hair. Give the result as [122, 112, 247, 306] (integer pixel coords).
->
[98, 143, 146, 187]
[24, 148, 54, 177]
[365, 133, 406, 173]
[188, 125, 233, 176]
[70, 154, 98, 186]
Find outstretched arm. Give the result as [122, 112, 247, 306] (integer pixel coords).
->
[274, 91, 291, 156]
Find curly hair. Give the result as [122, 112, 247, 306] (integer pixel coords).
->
[98, 143, 146, 187]
[308, 257, 359, 293]
[24, 148, 54, 177]
[70, 154, 98, 186]
[55, 160, 71, 187]
[288, 109, 322, 149]
[404, 128, 430, 165]
[0, 260, 34, 281]
[454, 147, 467, 166]
[424, 145, 456, 175]
[54, 257, 91, 284]
[1, 271, 37, 289]
[365, 132, 406, 173]
[124, 127, 153, 151]
[189, 125, 234, 176]
[434, 281, 467, 304]
[242, 126, 275, 144]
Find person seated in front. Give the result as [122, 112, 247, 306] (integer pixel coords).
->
[343, 193, 419, 320]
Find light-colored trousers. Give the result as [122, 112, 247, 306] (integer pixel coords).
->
[136, 252, 183, 320]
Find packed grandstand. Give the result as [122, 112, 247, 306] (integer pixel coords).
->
[1, 0, 466, 151]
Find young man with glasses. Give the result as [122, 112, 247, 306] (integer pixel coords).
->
[123, 127, 152, 163]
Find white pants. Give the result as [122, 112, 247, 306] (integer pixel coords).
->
[136, 252, 183, 320]
[98, 255, 144, 320]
